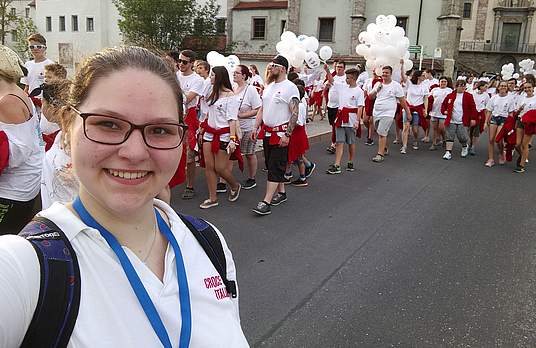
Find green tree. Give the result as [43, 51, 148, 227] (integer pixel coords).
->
[113, 0, 196, 51]
[13, 17, 37, 59]
[0, 0, 17, 45]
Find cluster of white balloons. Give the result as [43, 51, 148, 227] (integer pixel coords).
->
[355, 15, 413, 75]
[206, 51, 240, 73]
[501, 63, 516, 80]
[519, 59, 536, 76]
[276, 31, 333, 69]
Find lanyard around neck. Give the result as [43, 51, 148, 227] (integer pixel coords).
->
[72, 197, 191, 348]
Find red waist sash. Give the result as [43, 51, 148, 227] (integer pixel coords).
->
[258, 123, 289, 146]
[335, 107, 358, 128]
[184, 107, 199, 151]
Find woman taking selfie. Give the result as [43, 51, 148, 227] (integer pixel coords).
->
[0, 47, 248, 347]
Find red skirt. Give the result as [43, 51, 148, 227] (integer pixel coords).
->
[308, 91, 323, 107]
[364, 95, 375, 116]
[288, 125, 309, 163]
[395, 104, 403, 130]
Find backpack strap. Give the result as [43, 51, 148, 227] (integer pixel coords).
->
[18, 217, 81, 348]
[178, 214, 237, 298]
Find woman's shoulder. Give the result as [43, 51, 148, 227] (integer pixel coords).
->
[0, 92, 32, 124]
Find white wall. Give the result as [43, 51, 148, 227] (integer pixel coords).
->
[232, 8, 287, 54]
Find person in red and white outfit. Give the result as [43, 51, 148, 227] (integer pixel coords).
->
[177, 50, 204, 200]
[513, 79, 536, 173]
[325, 61, 347, 153]
[0, 45, 43, 234]
[400, 70, 429, 154]
[440, 79, 478, 160]
[470, 80, 491, 156]
[252, 55, 300, 216]
[484, 80, 513, 167]
[428, 76, 453, 150]
[325, 67, 364, 174]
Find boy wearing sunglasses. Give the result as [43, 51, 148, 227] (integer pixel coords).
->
[22, 33, 54, 98]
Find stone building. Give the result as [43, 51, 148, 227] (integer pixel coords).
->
[227, 0, 464, 77]
[458, 0, 536, 73]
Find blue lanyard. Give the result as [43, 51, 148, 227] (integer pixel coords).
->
[72, 197, 191, 348]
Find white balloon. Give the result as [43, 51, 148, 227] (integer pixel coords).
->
[391, 26, 405, 42]
[404, 59, 414, 71]
[366, 59, 376, 70]
[403, 51, 410, 60]
[358, 32, 370, 44]
[304, 36, 319, 52]
[376, 15, 388, 27]
[367, 23, 378, 35]
[290, 55, 303, 68]
[375, 67, 383, 76]
[319, 46, 333, 61]
[513, 73, 520, 79]
[305, 51, 320, 68]
[206, 51, 221, 66]
[297, 34, 308, 42]
[356, 44, 370, 57]
[294, 47, 306, 61]
[226, 55, 240, 70]
[276, 40, 291, 54]
[281, 31, 297, 43]
[386, 15, 397, 28]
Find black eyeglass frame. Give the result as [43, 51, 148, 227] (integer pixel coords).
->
[71, 106, 188, 150]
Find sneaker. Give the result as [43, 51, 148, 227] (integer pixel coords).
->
[365, 138, 374, 146]
[284, 172, 293, 180]
[514, 166, 526, 173]
[326, 164, 342, 174]
[461, 146, 469, 158]
[393, 139, 400, 144]
[228, 184, 241, 202]
[252, 201, 271, 215]
[270, 192, 287, 206]
[412, 141, 419, 150]
[429, 144, 437, 151]
[216, 183, 227, 193]
[304, 162, 316, 178]
[291, 178, 309, 187]
[261, 167, 268, 172]
[181, 187, 195, 200]
[469, 147, 476, 156]
[442, 151, 452, 160]
[326, 146, 336, 154]
[199, 199, 218, 209]
[499, 153, 506, 165]
[282, 177, 291, 185]
[384, 148, 389, 156]
[421, 137, 430, 143]
[484, 159, 495, 167]
[372, 154, 384, 163]
[400, 146, 407, 154]
[243, 178, 257, 190]
[346, 162, 355, 171]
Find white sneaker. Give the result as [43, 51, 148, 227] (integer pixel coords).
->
[443, 151, 452, 160]
[400, 146, 407, 154]
[461, 146, 469, 158]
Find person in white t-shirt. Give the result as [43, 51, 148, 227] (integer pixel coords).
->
[21, 33, 54, 97]
[325, 67, 364, 174]
[0, 45, 43, 234]
[400, 70, 429, 154]
[484, 80, 513, 167]
[249, 64, 264, 90]
[233, 64, 262, 190]
[368, 66, 411, 163]
[428, 77, 453, 150]
[0, 47, 249, 347]
[469, 80, 491, 156]
[325, 60, 347, 153]
[177, 50, 205, 200]
[513, 79, 536, 173]
[252, 55, 300, 216]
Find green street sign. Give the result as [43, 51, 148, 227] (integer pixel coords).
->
[408, 45, 422, 53]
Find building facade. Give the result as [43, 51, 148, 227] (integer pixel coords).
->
[458, 0, 536, 73]
[227, 0, 464, 77]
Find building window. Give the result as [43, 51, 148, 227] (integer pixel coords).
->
[72, 15, 78, 31]
[318, 18, 335, 42]
[59, 16, 65, 31]
[9, 8, 15, 16]
[46, 17, 52, 32]
[396, 16, 409, 33]
[216, 18, 226, 34]
[281, 20, 287, 35]
[252, 17, 266, 40]
[25, 7, 29, 18]
[10, 30, 16, 42]
[86, 17, 94, 32]
[463, 2, 473, 19]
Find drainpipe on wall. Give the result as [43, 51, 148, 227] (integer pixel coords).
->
[416, 0, 423, 46]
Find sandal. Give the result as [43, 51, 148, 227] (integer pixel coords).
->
[484, 159, 495, 167]
[199, 199, 219, 209]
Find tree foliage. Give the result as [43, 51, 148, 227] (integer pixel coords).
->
[13, 17, 36, 59]
[0, 0, 17, 45]
[113, 0, 222, 52]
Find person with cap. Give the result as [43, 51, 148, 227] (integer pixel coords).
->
[252, 55, 300, 216]
[0, 45, 43, 233]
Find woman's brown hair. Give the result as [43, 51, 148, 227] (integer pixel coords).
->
[207, 66, 232, 106]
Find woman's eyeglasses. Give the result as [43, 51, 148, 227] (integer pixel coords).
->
[71, 107, 188, 150]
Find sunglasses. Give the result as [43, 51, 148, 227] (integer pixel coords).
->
[29, 45, 46, 50]
[178, 59, 191, 65]
[268, 63, 284, 69]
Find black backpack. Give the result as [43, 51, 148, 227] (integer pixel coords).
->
[18, 214, 237, 348]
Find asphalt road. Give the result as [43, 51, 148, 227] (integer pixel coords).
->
[171, 135, 536, 348]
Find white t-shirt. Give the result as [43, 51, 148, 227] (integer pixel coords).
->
[517, 94, 536, 121]
[40, 132, 78, 209]
[452, 93, 464, 124]
[372, 80, 405, 118]
[430, 87, 452, 118]
[21, 58, 55, 95]
[235, 84, 262, 133]
[250, 74, 264, 86]
[335, 84, 365, 127]
[0, 201, 249, 348]
[203, 95, 239, 143]
[298, 100, 307, 126]
[0, 104, 43, 201]
[473, 91, 491, 112]
[487, 87, 496, 97]
[357, 71, 369, 89]
[327, 74, 347, 108]
[177, 72, 204, 110]
[486, 94, 515, 117]
[405, 81, 428, 106]
[262, 79, 299, 130]
[39, 111, 61, 134]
